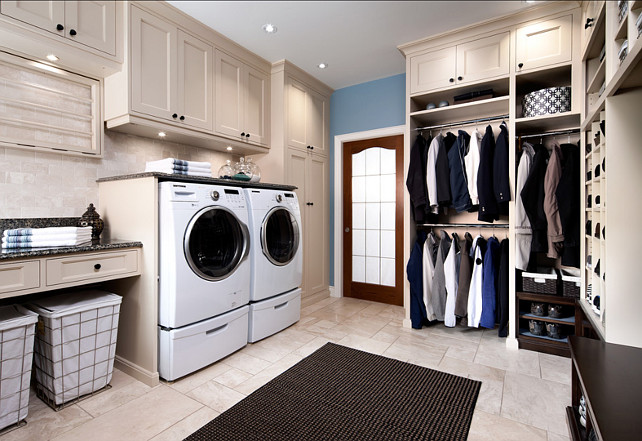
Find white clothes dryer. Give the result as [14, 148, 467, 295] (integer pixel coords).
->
[159, 182, 250, 328]
[244, 188, 302, 302]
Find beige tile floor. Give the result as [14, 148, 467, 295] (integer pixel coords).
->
[1, 294, 571, 441]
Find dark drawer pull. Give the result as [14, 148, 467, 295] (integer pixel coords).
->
[94, 263, 102, 270]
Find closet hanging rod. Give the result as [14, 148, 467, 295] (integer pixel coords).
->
[415, 114, 509, 132]
[417, 223, 509, 229]
[517, 128, 580, 139]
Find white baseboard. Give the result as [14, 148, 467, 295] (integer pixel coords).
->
[329, 286, 341, 298]
[114, 355, 160, 387]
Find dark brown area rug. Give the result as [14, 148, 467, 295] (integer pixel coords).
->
[184, 343, 481, 441]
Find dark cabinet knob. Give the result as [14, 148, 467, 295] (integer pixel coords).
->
[310, 145, 314, 150]
[585, 18, 594, 29]
[56, 24, 64, 31]
[179, 115, 185, 121]
[518, 63, 524, 69]
[449, 78, 454, 83]
[172, 113, 178, 119]
[69, 29, 77, 36]
[308, 202, 314, 206]
[241, 132, 245, 137]
[94, 263, 102, 270]
[245, 133, 250, 138]
[457, 76, 463, 81]
[307, 145, 311, 149]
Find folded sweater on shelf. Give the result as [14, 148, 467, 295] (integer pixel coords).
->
[2, 226, 93, 237]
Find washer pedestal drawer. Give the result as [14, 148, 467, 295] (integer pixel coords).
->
[248, 288, 301, 343]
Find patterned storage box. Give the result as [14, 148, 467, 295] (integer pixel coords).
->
[522, 87, 571, 117]
[0, 305, 38, 430]
[522, 268, 559, 295]
[26, 290, 122, 407]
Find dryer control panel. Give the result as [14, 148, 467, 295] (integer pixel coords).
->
[282, 192, 300, 212]
[221, 188, 246, 209]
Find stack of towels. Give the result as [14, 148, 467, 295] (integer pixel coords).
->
[2, 226, 93, 248]
[145, 158, 212, 177]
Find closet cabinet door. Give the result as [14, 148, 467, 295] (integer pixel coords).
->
[215, 50, 244, 139]
[243, 64, 268, 146]
[130, 6, 177, 121]
[67, 1, 116, 55]
[0, 1, 64, 36]
[456, 32, 509, 84]
[516, 15, 572, 72]
[287, 78, 309, 151]
[306, 86, 327, 156]
[304, 154, 329, 297]
[410, 47, 457, 94]
[177, 30, 213, 131]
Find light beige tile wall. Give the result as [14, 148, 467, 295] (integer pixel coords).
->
[0, 131, 237, 218]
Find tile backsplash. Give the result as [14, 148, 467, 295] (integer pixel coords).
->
[0, 130, 236, 218]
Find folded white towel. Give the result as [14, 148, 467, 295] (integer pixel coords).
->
[144, 164, 212, 173]
[145, 158, 212, 169]
[2, 233, 92, 243]
[2, 238, 92, 248]
[3, 226, 93, 237]
[144, 167, 212, 178]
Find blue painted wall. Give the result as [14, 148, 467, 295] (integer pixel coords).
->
[328, 73, 406, 286]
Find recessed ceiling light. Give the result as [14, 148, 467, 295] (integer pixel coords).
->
[46, 54, 59, 61]
[318, 63, 328, 69]
[261, 23, 277, 34]
[158, 132, 166, 137]
[226, 146, 233, 151]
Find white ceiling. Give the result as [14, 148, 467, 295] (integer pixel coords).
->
[166, 1, 536, 91]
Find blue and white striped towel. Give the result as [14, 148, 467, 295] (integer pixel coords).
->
[2, 226, 92, 237]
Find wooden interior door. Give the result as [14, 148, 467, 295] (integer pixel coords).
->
[343, 135, 403, 306]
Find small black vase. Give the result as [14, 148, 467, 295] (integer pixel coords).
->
[78, 203, 104, 241]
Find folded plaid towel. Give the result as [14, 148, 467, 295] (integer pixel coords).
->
[3, 226, 93, 237]
[2, 233, 91, 243]
[2, 238, 92, 248]
[145, 158, 212, 169]
[144, 164, 212, 174]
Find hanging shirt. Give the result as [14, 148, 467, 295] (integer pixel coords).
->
[556, 142, 581, 268]
[478, 125, 499, 222]
[480, 236, 500, 329]
[465, 129, 482, 206]
[493, 122, 511, 215]
[454, 232, 474, 318]
[406, 133, 430, 222]
[407, 230, 428, 329]
[443, 232, 461, 327]
[544, 142, 564, 259]
[448, 130, 473, 213]
[422, 231, 439, 322]
[431, 230, 451, 321]
[426, 134, 442, 214]
[515, 142, 535, 270]
[436, 132, 456, 208]
[497, 238, 510, 337]
[520, 144, 550, 254]
[467, 235, 487, 328]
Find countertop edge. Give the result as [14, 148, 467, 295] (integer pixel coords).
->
[0, 241, 143, 261]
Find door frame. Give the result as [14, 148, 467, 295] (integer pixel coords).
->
[332, 125, 405, 299]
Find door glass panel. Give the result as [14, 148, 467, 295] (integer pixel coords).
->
[263, 208, 299, 266]
[351, 147, 395, 285]
[186, 208, 245, 280]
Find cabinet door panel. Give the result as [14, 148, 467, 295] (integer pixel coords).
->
[305, 155, 328, 296]
[178, 30, 212, 131]
[131, 6, 176, 120]
[286, 149, 308, 293]
[516, 15, 572, 72]
[0, 0, 64, 35]
[287, 78, 308, 150]
[457, 32, 509, 84]
[215, 50, 243, 138]
[66, 1, 116, 55]
[306, 87, 326, 155]
[410, 47, 456, 94]
[244, 65, 268, 145]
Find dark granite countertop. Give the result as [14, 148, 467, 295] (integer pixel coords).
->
[0, 239, 142, 260]
[96, 172, 297, 191]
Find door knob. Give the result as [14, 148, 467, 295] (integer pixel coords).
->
[56, 24, 64, 31]
[69, 29, 77, 36]
[345, 227, 350, 233]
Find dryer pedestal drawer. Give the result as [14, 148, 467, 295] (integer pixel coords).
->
[248, 288, 301, 343]
[45, 250, 139, 287]
[0, 260, 40, 294]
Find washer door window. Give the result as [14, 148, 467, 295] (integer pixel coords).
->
[185, 207, 248, 281]
[262, 207, 299, 266]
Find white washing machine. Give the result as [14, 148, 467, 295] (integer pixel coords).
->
[158, 181, 251, 380]
[244, 188, 302, 342]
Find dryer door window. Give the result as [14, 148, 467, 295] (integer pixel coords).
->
[262, 207, 299, 266]
[184, 207, 248, 281]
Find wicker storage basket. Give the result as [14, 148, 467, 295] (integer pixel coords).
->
[522, 268, 559, 295]
[561, 268, 581, 298]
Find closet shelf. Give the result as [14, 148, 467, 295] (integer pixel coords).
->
[633, 1, 642, 10]
[614, 11, 628, 41]
[586, 59, 606, 94]
[581, 99, 605, 131]
[582, 2, 606, 61]
[518, 330, 569, 344]
[578, 298, 605, 340]
[519, 312, 575, 325]
[410, 96, 509, 128]
[603, 32, 642, 97]
[515, 112, 581, 133]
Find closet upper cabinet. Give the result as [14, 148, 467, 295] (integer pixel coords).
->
[409, 32, 509, 94]
[215, 50, 269, 146]
[0, 1, 116, 56]
[515, 15, 572, 72]
[287, 76, 328, 156]
[130, 6, 213, 131]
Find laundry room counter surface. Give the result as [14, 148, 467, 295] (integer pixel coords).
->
[96, 172, 297, 191]
[0, 238, 142, 260]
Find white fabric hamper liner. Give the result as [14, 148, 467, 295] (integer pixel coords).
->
[0, 305, 38, 431]
[26, 289, 122, 407]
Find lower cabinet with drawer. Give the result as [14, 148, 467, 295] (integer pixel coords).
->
[0, 260, 40, 295]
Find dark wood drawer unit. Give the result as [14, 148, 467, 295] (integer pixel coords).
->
[567, 336, 642, 441]
[516, 291, 577, 357]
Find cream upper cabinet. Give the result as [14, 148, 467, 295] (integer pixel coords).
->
[0, 1, 116, 55]
[215, 50, 268, 146]
[410, 32, 509, 94]
[515, 15, 572, 72]
[130, 6, 212, 131]
[287, 76, 328, 156]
